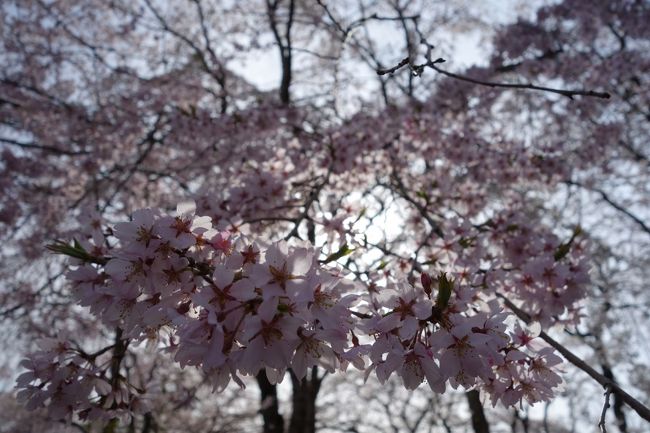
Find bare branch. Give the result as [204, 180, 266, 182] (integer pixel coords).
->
[566, 180, 650, 236]
[376, 32, 611, 100]
[0, 137, 89, 156]
[427, 62, 611, 100]
[599, 385, 612, 433]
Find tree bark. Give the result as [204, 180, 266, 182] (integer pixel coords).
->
[257, 371, 285, 433]
[288, 368, 323, 433]
[467, 390, 490, 433]
[267, 0, 294, 106]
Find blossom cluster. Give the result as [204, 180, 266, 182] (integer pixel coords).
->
[15, 205, 587, 421]
[361, 270, 566, 407]
[15, 337, 145, 423]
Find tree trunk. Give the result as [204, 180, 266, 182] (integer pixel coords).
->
[288, 368, 323, 433]
[257, 371, 285, 433]
[467, 390, 490, 433]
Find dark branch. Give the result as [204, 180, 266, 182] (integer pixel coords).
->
[497, 293, 650, 424]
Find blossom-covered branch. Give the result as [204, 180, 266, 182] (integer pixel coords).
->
[17, 203, 592, 422]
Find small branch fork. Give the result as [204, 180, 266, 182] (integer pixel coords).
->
[316, 0, 418, 41]
[377, 37, 610, 100]
[599, 385, 613, 433]
[316, 1, 609, 100]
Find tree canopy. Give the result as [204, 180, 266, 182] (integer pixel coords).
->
[1, 1, 649, 432]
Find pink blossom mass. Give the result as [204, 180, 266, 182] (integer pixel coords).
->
[2, 0, 649, 432]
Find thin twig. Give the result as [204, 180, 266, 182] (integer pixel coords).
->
[428, 62, 610, 99]
[1, 137, 89, 155]
[284, 168, 332, 241]
[599, 385, 612, 433]
[376, 57, 410, 76]
[566, 180, 650, 235]
[388, 173, 444, 238]
[376, 32, 611, 100]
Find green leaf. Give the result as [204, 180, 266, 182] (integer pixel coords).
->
[554, 243, 571, 261]
[376, 260, 388, 270]
[436, 272, 454, 311]
[47, 239, 89, 261]
[46, 239, 108, 265]
[321, 243, 354, 264]
[554, 225, 582, 261]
